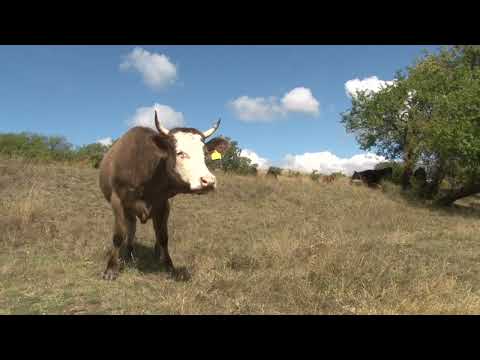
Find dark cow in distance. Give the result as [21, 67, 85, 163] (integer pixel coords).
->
[351, 167, 393, 187]
[413, 167, 427, 183]
[99, 111, 227, 280]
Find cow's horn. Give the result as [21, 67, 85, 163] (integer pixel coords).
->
[154, 111, 170, 135]
[202, 118, 221, 138]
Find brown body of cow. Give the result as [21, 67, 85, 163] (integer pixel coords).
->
[322, 174, 336, 184]
[99, 113, 228, 280]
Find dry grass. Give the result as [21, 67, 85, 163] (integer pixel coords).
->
[1, 158, 480, 314]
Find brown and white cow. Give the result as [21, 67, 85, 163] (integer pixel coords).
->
[98, 111, 227, 280]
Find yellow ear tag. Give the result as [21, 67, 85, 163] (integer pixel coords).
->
[211, 150, 222, 160]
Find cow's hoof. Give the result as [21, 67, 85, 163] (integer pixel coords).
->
[127, 253, 137, 264]
[169, 266, 191, 282]
[157, 258, 175, 273]
[124, 248, 137, 265]
[102, 268, 119, 281]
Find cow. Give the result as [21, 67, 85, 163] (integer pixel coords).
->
[350, 167, 393, 187]
[322, 174, 336, 184]
[98, 111, 227, 280]
[413, 167, 427, 183]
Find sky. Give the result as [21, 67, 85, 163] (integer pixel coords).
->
[0, 45, 440, 174]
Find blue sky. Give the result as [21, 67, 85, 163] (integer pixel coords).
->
[0, 45, 440, 173]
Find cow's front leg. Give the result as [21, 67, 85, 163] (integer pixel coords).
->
[124, 213, 137, 264]
[152, 200, 175, 274]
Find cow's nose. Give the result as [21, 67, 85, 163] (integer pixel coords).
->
[200, 175, 216, 188]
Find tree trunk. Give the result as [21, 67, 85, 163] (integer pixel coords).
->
[424, 161, 446, 199]
[401, 166, 413, 190]
[401, 148, 415, 190]
[435, 183, 480, 206]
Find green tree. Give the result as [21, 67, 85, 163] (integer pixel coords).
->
[76, 142, 110, 168]
[342, 45, 480, 205]
[0, 132, 74, 161]
[206, 138, 257, 175]
[341, 70, 419, 189]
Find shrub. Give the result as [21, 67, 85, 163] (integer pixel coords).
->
[331, 172, 345, 178]
[287, 170, 301, 177]
[76, 143, 109, 168]
[310, 170, 321, 182]
[0, 132, 111, 168]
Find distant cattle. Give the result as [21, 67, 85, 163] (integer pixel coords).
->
[98, 111, 225, 281]
[322, 174, 336, 184]
[266, 167, 282, 179]
[351, 167, 393, 187]
[413, 167, 427, 183]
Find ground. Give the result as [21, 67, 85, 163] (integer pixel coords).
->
[1, 158, 480, 314]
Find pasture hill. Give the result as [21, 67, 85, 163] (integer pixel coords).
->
[1, 157, 480, 314]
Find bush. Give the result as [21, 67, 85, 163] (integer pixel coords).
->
[0, 132, 75, 162]
[0, 132, 111, 168]
[331, 172, 345, 178]
[287, 170, 301, 177]
[76, 143, 109, 168]
[310, 170, 321, 182]
[374, 161, 403, 185]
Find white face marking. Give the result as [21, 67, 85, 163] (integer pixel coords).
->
[173, 132, 216, 191]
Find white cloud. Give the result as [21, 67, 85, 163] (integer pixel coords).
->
[282, 151, 386, 176]
[97, 137, 113, 146]
[229, 96, 285, 122]
[128, 103, 185, 130]
[120, 47, 177, 90]
[240, 149, 270, 169]
[281, 87, 319, 115]
[345, 76, 395, 98]
[230, 87, 320, 122]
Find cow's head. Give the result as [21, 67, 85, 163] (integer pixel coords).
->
[351, 171, 360, 180]
[154, 111, 223, 193]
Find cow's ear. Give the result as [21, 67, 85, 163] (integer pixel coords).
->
[205, 137, 231, 155]
[151, 133, 173, 159]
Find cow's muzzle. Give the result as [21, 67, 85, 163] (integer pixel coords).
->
[200, 175, 216, 189]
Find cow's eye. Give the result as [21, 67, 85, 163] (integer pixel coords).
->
[177, 151, 188, 159]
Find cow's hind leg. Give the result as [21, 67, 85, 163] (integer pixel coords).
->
[152, 200, 175, 274]
[103, 192, 128, 281]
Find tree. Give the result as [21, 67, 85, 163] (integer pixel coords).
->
[341, 70, 421, 189]
[342, 45, 480, 205]
[0, 132, 74, 161]
[76, 142, 110, 168]
[404, 46, 480, 204]
[206, 137, 258, 175]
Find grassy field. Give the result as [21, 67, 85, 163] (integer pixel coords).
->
[1, 158, 480, 314]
